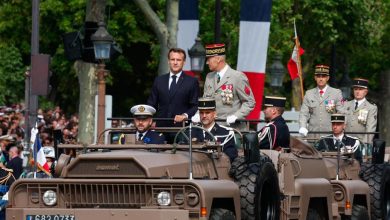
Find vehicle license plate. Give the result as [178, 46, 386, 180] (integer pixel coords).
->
[27, 215, 75, 220]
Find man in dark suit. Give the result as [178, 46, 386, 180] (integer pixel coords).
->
[130, 104, 165, 144]
[258, 96, 290, 150]
[316, 114, 362, 162]
[147, 48, 199, 129]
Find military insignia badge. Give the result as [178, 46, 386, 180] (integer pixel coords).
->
[220, 84, 233, 105]
[324, 99, 336, 113]
[358, 109, 368, 125]
[138, 106, 145, 112]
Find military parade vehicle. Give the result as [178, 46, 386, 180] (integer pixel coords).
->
[5, 125, 390, 219]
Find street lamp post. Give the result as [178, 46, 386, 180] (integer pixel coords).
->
[188, 37, 206, 91]
[91, 22, 113, 144]
[269, 54, 286, 89]
[339, 70, 352, 100]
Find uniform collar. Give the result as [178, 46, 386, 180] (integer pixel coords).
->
[217, 64, 228, 79]
[204, 122, 216, 132]
[317, 85, 328, 93]
[354, 98, 366, 107]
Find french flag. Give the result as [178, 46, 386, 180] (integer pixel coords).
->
[177, 0, 199, 77]
[237, 0, 272, 119]
[31, 127, 50, 175]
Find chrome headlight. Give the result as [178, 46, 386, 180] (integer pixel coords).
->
[43, 190, 57, 206]
[187, 192, 199, 207]
[157, 191, 171, 206]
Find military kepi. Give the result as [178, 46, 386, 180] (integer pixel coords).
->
[315, 64, 330, 75]
[130, 104, 156, 118]
[263, 96, 286, 108]
[205, 43, 225, 57]
[198, 98, 216, 110]
[331, 113, 345, 123]
[352, 78, 369, 89]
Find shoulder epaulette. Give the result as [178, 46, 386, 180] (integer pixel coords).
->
[219, 124, 233, 131]
[345, 134, 359, 140]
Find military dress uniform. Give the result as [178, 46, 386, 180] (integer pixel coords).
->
[128, 104, 166, 144]
[342, 78, 377, 144]
[258, 96, 290, 149]
[191, 123, 237, 162]
[203, 44, 255, 130]
[136, 130, 165, 144]
[189, 98, 238, 162]
[316, 114, 362, 162]
[299, 65, 343, 136]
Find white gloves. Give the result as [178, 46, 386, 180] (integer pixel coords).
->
[226, 115, 238, 125]
[298, 127, 308, 137]
[191, 113, 200, 123]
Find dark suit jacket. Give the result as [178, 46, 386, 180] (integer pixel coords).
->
[148, 72, 199, 127]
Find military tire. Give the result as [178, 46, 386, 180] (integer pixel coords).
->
[209, 208, 235, 220]
[351, 205, 369, 220]
[360, 163, 390, 219]
[229, 155, 247, 179]
[238, 156, 280, 220]
[306, 208, 322, 220]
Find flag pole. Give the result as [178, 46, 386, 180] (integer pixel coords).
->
[32, 123, 38, 178]
[294, 19, 304, 99]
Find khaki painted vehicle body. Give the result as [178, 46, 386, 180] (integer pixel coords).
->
[5, 128, 377, 220]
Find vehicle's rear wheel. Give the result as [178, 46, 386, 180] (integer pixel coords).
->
[238, 156, 280, 220]
[360, 163, 390, 219]
[209, 208, 235, 220]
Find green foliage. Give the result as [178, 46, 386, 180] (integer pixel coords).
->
[0, 44, 25, 105]
[0, 0, 389, 115]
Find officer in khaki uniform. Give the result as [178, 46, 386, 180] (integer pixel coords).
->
[343, 78, 377, 144]
[196, 43, 255, 130]
[299, 65, 344, 137]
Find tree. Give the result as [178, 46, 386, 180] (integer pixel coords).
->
[133, 0, 178, 75]
[75, 0, 107, 144]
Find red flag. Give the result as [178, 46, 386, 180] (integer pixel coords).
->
[287, 46, 304, 80]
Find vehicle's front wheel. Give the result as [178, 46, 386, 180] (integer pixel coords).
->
[209, 208, 235, 220]
[238, 156, 280, 220]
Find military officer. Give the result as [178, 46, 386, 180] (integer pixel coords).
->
[191, 98, 237, 162]
[192, 43, 255, 130]
[343, 78, 377, 144]
[130, 104, 166, 144]
[258, 96, 290, 150]
[299, 65, 344, 137]
[316, 114, 362, 162]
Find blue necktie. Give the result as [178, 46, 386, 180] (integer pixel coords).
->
[170, 75, 177, 91]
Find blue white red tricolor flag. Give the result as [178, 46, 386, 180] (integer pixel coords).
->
[30, 126, 50, 175]
[287, 20, 305, 80]
[177, 0, 199, 77]
[237, 0, 273, 120]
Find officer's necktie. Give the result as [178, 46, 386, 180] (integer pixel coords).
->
[355, 101, 358, 110]
[216, 73, 220, 83]
[319, 90, 324, 98]
[170, 75, 177, 91]
[138, 133, 143, 141]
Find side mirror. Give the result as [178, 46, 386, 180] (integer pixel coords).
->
[372, 139, 385, 164]
[243, 132, 260, 164]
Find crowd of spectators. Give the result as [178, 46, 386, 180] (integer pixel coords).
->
[0, 103, 79, 180]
